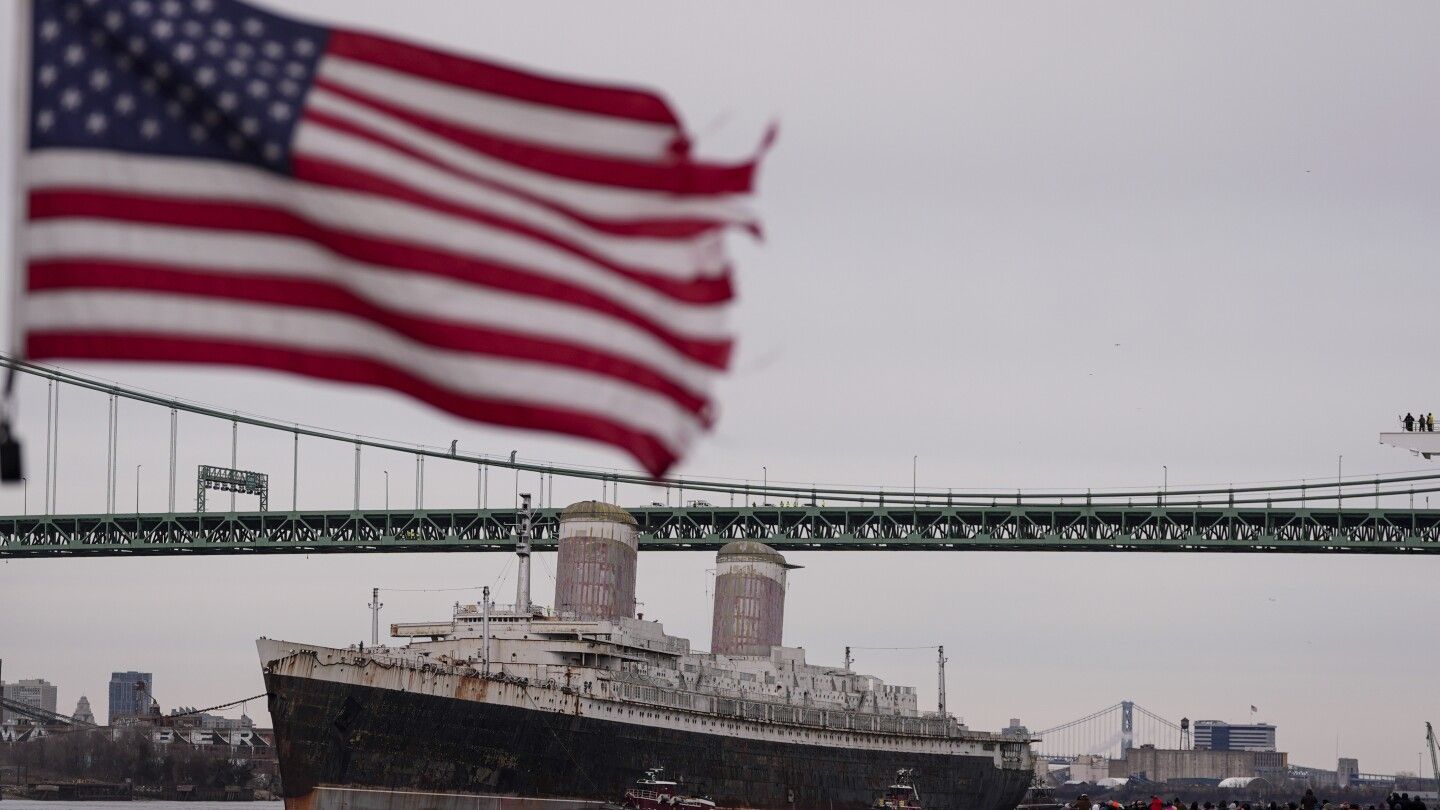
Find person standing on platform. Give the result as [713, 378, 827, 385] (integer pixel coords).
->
[1405, 413, 1416, 432]
[1428, 412, 1435, 432]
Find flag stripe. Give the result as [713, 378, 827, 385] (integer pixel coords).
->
[24, 290, 704, 451]
[29, 188, 734, 368]
[291, 154, 734, 302]
[313, 76, 757, 195]
[27, 331, 680, 474]
[301, 106, 727, 240]
[317, 55, 676, 161]
[27, 150, 736, 309]
[25, 219, 719, 395]
[29, 261, 714, 418]
[293, 120, 731, 277]
[326, 30, 682, 128]
[305, 88, 757, 235]
[292, 151, 731, 292]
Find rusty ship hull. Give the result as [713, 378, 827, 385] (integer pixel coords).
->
[263, 660, 1033, 810]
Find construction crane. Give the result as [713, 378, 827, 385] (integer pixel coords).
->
[1427, 723, 1440, 797]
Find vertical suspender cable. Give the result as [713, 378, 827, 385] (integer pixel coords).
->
[105, 393, 116, 512]
[229, 418, 237, 511]
[352, 440, 361, 510]
[43, 380, 51, 515]
[291, 429, 298, 511]
[49, 383, 59, 513]
[167, 408, 176, 513]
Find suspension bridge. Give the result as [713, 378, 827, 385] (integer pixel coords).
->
[7, 359, 1440, 558]
[1033, 701, 1183, 762]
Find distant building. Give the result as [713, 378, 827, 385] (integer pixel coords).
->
[107, 671, 154, 724]
[168, 707, 254, 731]
[71, 696, 95, 725]
[1112, 744, 1288, 783]
[1337, 757, 1359, 787]
[1, 678, 58, 724]
[1194, 720, 1277, 752]
[1070, 754, 1111, 783]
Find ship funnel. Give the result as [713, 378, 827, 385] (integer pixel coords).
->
[710, 540, 800, 657]
[554, 501, 639, 620]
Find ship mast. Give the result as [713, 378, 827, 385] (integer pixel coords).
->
[516, 493, 533, 613]
[937, 645, 947, 718]
[368, 587, 382, 646]
[481, 585, 491, 674]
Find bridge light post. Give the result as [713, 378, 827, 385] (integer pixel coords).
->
[134, 464, 141, 513]
[383, 470, 389, 511]
[1162, 465, 1168, 506]
[21, 476, 26, 516]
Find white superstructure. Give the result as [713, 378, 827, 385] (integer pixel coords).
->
[258, 600, 1027, 766]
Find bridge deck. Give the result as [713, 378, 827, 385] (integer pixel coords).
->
[3, 504, 1440, 557]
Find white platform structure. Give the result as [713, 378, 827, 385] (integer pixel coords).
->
[1380, 432, 1440, 459]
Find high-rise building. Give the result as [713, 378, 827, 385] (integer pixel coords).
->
[1, 678, 58, 724]
[72, 696, 95, 725]
[107, 671, 154, 724]
[1193, 720, 1277, 752]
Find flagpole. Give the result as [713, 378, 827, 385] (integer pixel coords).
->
[0, 0, 32, 484]
[6, 0, 31, 360]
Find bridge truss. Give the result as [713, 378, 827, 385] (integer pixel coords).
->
[5, 502, 1440, 557]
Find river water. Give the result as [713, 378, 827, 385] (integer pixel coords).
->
[0, 795, 283, 801]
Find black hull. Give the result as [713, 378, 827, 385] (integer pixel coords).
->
[265, 672, 1032, 810]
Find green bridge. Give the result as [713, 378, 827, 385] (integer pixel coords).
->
[4, 503, 1440, 558]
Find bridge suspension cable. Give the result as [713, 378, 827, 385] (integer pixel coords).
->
[1034, 701, 1181, 760]
[5, 356, 1440, 509]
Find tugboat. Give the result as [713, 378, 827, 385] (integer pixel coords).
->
[622, 769, 717, 810]
[873, 770, 922, 810]
[1016, 780, 1062, 810]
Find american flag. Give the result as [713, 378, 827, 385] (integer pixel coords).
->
[19, 0, 765, 476]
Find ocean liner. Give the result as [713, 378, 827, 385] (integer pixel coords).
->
[258, 500, 1036, 810]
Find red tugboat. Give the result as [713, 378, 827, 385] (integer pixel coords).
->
[622, 769, 717, 810]
[873, 770, 923, 810]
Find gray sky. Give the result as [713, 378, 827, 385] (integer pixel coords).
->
[3, 0, 1440, 775]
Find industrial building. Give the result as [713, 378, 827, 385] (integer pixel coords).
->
[1111, 745, 1289, 783]
[1194, 720, 1278, 752]
[107, 671, 154, 724]
[1, 678, 58, 724]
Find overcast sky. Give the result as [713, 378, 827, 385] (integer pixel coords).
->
[3, 0, 1440, 776]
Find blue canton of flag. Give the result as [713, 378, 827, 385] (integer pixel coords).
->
[30, 0, 328, 172]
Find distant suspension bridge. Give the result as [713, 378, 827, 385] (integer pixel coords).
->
[8, 358, 1440, 558]
[1034, 701, 1183, 761]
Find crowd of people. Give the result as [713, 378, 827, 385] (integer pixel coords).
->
[1071, 791, 1429, 810]
[1401, 413, 1435, 432]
